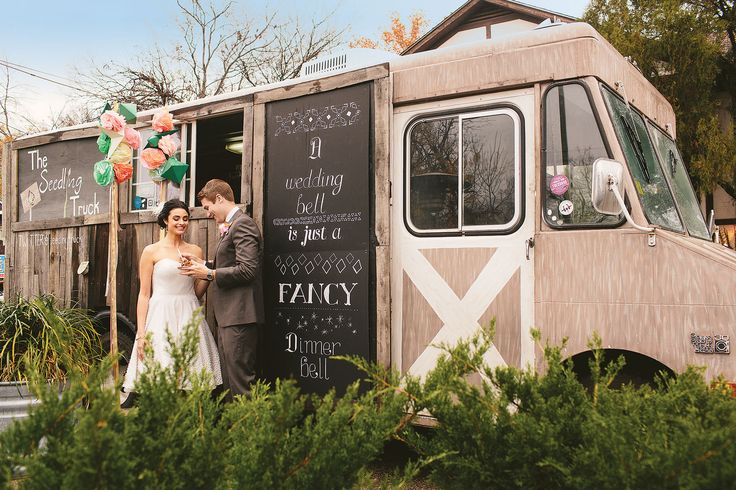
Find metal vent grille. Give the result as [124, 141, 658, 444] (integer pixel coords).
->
[301, 54, 348, 76]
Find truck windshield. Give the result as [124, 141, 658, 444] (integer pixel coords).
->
[601, 87, 684, 232]
[647, 124, 710, 240]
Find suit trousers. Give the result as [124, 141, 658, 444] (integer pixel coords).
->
[217, 322, 258, 401]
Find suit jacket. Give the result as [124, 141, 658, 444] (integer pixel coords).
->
[209, 208, 265, 327]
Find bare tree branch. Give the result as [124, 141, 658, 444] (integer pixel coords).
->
[75, 1, 344, 109]
[241, 13, 345, 86]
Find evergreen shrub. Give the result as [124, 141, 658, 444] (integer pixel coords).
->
[383, 322, 736, 490]
[0, 309, 407, 489]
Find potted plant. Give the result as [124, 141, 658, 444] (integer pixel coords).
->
[0, 295, 102, 430]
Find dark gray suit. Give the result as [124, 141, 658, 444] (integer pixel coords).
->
[209, 208, 264, 399]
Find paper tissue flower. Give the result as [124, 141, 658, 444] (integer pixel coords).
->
[152, 110, 174, 132]
[94, 159, 114, 186]
[157, 134, 179, 157]
[113, 163, 134, 183]
[110, 142, 133, 165]
[143, 108, 189, 184]
[148, 164, 167, 182]
[93, 102, 137, 187]
[141, 148, 167, 169]
[124, 126, 141, 150]
[100, 110, 126, 132]
[97, 133, 111, 154]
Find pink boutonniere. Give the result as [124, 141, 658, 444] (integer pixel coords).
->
[219, 222, 231, 237]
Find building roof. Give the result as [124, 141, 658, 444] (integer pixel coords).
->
[402, 0, 577, 54]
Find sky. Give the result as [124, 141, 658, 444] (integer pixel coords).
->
[0, 0, 590, 130]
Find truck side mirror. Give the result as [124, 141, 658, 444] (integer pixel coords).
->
[591, 157, 654, 232]
[707, 209, 716, 239]
[591, 158, 624, 215]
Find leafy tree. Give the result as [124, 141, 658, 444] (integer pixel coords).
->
[584, 0, 736, 193]
[350, 12, 428, 53]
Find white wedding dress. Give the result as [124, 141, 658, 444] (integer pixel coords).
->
[123, 258, 222, 392]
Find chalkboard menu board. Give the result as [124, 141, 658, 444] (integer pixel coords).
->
[17, 138, 110, 222]
[264, 83, 372, 395]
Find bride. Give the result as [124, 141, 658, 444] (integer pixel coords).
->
[122, 199, 222, 404]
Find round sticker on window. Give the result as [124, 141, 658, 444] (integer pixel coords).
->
[558, 200, 574, 216]
[550, 175, 570, 196]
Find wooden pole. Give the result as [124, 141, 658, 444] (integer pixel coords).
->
[109, 181, 119, 382]
[159, 181, 167, 240]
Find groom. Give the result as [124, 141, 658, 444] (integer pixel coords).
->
[181, 179, 264, 400]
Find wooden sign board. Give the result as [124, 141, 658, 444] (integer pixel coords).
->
[17, 138, 110, 222]
[264, 83, 373, 395]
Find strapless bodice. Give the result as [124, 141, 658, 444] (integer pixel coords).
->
[151, 258, 196, 297]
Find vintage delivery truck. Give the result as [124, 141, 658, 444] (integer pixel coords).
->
[3, 22, 735, 394]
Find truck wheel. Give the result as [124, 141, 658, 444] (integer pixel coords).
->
[570, 349, 674, 390]
[94, 312, 136, 369]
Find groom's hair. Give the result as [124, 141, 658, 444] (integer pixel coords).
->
[197, 179, 235, 203]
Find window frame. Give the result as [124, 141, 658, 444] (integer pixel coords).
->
[600, 84, 686, 234]
[403, 103, 525, 237]
[540, 80, 625, 230]
[129, 123, 192, 212]
[646, 119, 710, 240]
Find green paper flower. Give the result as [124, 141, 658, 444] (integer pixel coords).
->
[94, 159, 114, 187]
[97, 133, 111, 154]
[148, 159, 171, 182]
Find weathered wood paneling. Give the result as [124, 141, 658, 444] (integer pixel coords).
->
[2, 143, 13, 297]
[241, 103, 254, 210]
[373, 76, 392, 368]
[12, 126, 99, 150]
[252, 104, 265, 232]
[254, 65, 389, 105]
[173, 96, 252, 121]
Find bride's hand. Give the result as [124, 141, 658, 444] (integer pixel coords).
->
[180, 253, 204, 265]
[137, 337, 146, 361]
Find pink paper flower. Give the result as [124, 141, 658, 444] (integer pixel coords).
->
[100, 110, 126, 132]
[152, 110, 174, 132]
[158, 134, 180, 157]
[113, 162, 134, 183]
[124, 126, 141, 150]
[219, 222, 231, 236]
[141, 148, 167, 169]
[110, 141, 132, 165]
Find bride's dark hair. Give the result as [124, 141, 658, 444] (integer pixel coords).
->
[158, 199, 190, 229]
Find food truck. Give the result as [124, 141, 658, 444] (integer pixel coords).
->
[3, 22, 734, 394]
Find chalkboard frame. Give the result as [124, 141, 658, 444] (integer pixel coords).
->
[262, 81, 377, 396]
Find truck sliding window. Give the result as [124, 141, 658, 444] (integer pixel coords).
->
[131, 125, 189, 211]
[406, 107, 522, 234]
[543, 82, 620, 227]
[130, 111, 243, 211]
[601, 87, 684, 233]
[647, 123, 710, 240]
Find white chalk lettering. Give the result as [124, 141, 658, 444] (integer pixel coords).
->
[277, 282, 358, 306]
